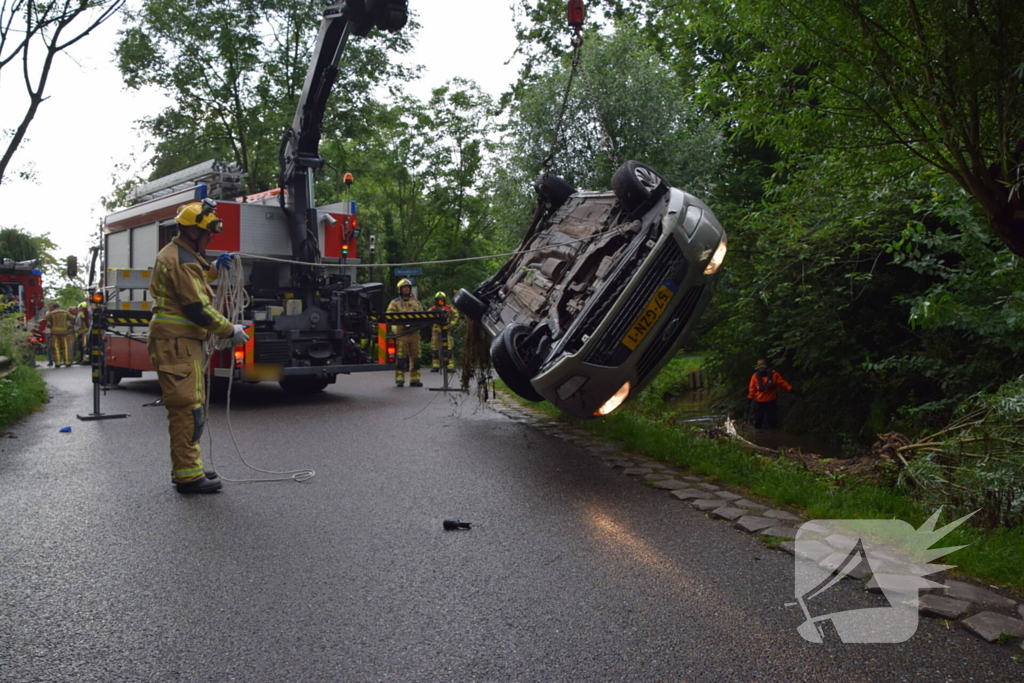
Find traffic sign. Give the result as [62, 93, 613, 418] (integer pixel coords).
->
[394, 267, 422, 276]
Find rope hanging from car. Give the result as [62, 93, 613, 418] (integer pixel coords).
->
[539, 0, 619, 171]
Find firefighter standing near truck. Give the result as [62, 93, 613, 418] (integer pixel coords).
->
[428, 291, 458, 372]
[147, 199, 249, 494]
[387, 278, 423, 387]
[42, 302, 73, 367]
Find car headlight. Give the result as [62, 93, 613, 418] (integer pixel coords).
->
[703, 236, 727, 275]
[595, 382, 631, 416]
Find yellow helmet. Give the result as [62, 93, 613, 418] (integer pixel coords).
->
[175, 198, 223, 233]
[434, 291, 446, 301]
[396, 278, 413, 289]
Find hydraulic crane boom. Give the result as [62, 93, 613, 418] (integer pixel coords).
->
[278, 0, 409, 282]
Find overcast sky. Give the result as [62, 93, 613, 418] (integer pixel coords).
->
[0, 2, 525, 271]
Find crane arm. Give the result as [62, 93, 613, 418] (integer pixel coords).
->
[279, 0, 409, 270]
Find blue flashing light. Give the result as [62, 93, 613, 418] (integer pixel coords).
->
[31, 269, 42, 275]
[195, 184, 208, 199]
[350, 200, 357, 215]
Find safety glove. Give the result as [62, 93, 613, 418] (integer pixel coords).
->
[229, 324, 249, 346]
[215, 253, 234, 270]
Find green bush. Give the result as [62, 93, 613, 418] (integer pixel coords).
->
[0, 312, 49, 430]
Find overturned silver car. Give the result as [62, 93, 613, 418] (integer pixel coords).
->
[455, 160, 727, 419]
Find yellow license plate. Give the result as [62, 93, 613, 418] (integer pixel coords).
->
[621, 282, 677, 351]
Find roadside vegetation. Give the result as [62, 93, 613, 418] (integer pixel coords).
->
[0, 314, 48, 431]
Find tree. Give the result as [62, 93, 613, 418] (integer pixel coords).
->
[505, 22, 724, 196]
[0, 0, 125, 185]
[645, 0, 1024, 256]
[0, 226, 55, 264]
[325, 80, 501, 298]
[114, 0, 416, 194]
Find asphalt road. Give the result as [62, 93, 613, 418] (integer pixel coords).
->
[1, 365, 1021, 682]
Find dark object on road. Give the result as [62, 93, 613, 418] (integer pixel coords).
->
[443, 519, 471, 530]
[454, 160, 727, 419]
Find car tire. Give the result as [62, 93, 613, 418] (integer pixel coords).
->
[453, 288, 488, 323]
[611, 160, 665, 211]
[280, 376, 329, 394]
[490, 323, 545, 402]
[534, 173, 576, 211]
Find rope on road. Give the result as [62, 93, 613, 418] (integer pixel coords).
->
[202, 255, 315, 483]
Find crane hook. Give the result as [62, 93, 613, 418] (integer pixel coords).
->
[568, 0, 585, 47]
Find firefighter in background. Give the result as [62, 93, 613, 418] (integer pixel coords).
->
[75, 301, 90, 364]
[68, 306, 82, 363]
[386, 278, 423, 387]
[148, 199, 249, 494]
[428, 291, 459, 372]
[747, 359, 795, 429]
[42, 302, 72, 367]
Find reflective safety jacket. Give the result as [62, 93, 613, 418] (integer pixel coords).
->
[428, 303, 459, 331]
[386, 295, 422, 337]
[748, 369, 792, 403]
[43, 308, 71, 334]
[148, 237, 233, 341]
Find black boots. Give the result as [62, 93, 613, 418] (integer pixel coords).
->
[175, 476, 222, 494]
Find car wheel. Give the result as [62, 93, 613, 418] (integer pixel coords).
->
[490, 323, 545, 402]
[534, 173, 576, 211]
[611, 160, 665, 211]
[280, 376, 329, 394]
[453, 288, 488, 322]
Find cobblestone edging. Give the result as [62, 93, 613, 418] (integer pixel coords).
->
[489, 395, 1024, 656]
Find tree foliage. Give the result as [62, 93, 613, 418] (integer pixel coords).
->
[638, 0, 1024, 256]
[114, 0, 416, 192]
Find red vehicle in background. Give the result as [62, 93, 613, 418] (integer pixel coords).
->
[0, 259, 47, 350]
[0, 259, 45, 322]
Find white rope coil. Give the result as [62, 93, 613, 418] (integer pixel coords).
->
[203, 254, 315, 483]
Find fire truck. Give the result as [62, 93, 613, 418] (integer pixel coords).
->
[0, 259, 44, 323]
[95, 1, 410, 393]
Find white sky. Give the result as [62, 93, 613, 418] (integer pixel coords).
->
[0, 1, 525, 272]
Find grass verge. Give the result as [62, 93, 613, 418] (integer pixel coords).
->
[0, 363, 49, 432]
[504, 390, 1024, 594]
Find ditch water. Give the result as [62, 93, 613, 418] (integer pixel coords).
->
[666, 388, 845, 459]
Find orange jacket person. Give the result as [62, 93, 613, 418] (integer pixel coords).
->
[747, 359, 793, 429]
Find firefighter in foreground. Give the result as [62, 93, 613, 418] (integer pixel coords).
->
[148, 199, 249, 494]
[428, 291, 458, 372]
[42, 302, 73, 367]
[386, 278, 423, 387]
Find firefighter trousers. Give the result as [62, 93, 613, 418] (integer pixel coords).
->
[431, 326, 455, 369]
[395, 333, 421, 382]
[51, 333, 72, 366]
[147, 336, 207, 483]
